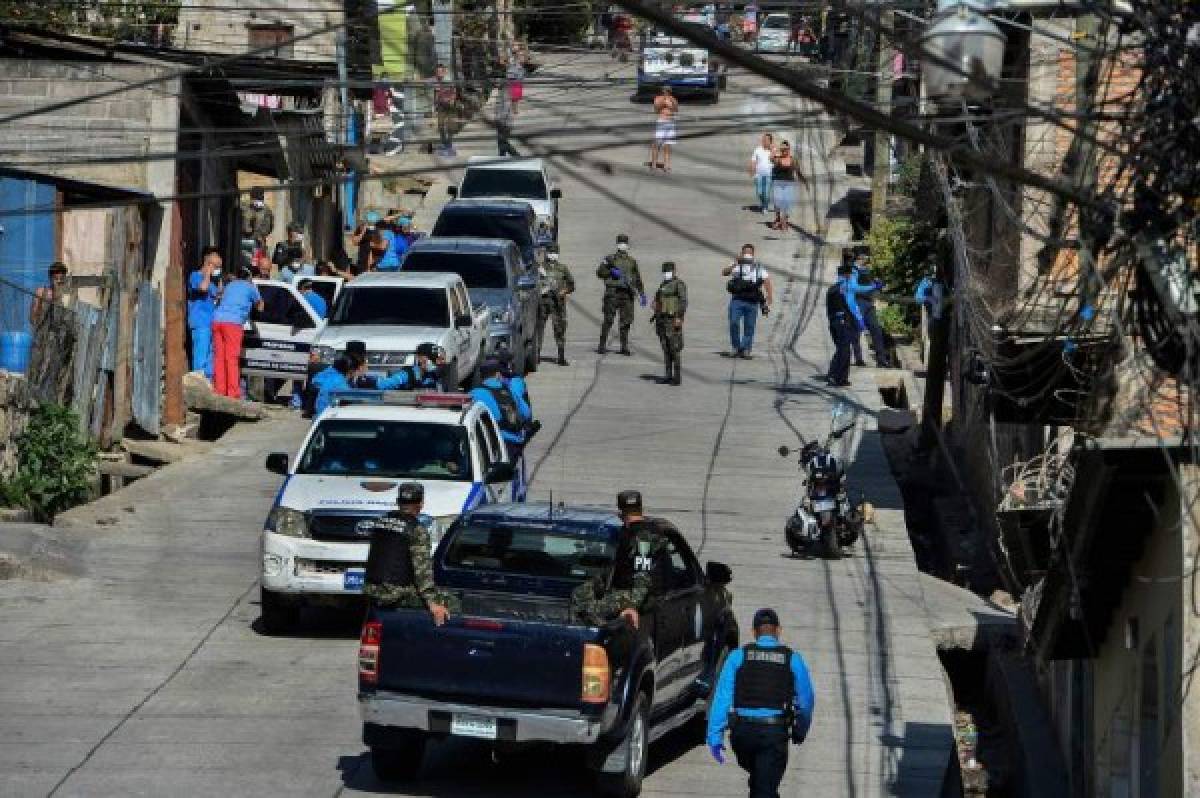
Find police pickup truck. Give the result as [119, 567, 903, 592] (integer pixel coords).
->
[357, 503, 737, 797]
[259, 392, 523, 633]
[637, 25, 723, 102]
[310, 271, 489, 390]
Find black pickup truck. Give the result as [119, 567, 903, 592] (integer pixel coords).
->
[357, 503, 738, 797]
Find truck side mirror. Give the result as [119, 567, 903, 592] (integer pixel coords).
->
[447, 185, 458, 197]
[485, 461, 516, 484]
[706, 561, 732, 585]
[265, 452, 289, 474]
[550, 188, 562, 199]
[456, 313, 473, 328]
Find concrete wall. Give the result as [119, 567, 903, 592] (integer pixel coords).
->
[0, 60, 180, 287]
[1088, 481, 1184, 798]
[176, 0, 341, 63]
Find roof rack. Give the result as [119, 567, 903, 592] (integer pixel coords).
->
[329, 390, 474, 409]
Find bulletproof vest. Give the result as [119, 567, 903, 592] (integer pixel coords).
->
[826, 282, 851, 321]
[733, 643, 794, 710]
[542, 264, 569, 295]
[605, 253, 637, 291]
[658, 280, 684, 316]
[610, 521, 664, 593]
[364, 513, 418, 587]
[485, 384, 522, 433]
[730, 263, 764, 303]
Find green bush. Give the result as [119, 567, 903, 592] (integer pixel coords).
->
[2, 404, 97, 522]
[877, 303, 914, 338]
[894, 153, 926, 197]
[866, 216, 938, 302]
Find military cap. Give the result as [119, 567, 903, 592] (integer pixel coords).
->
[752, 608, 780, 628]
[546, 242, 560, 253]
[616, 233, 630, 244]
[249, 186, 265, 200]
[345, 340, 368, 358]
[662, 261, 675, 272]
[415, 342, 438, 359]
[396, 482, 424, 504]
[617, 490, 642, 514]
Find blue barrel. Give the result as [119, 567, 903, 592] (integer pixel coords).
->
[0, 331, 32, 374]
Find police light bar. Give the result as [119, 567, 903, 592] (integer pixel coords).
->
[329, 389, 473, 408]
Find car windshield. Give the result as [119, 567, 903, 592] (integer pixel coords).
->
[763, 16, 789, 29]
[460, 169, 548, 200]
[298, 420, 472, 480]
[433, 212, 534, 249]
[444, 524, 615, 580]
[403, 251, 509, 290]
[329, 286, 449, 327]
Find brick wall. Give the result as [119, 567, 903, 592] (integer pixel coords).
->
[176, 0, 341, 63]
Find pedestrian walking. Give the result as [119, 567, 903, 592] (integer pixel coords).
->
[361, 482, 455, 625]
[211, 266, 263, 399]
[652, 261, 688, 385]
[433, 63, 458, 156]
[495, 77, 518, 157]
[187, 247, 221, 378]
[571, 490, 669, 628]
[826, 262, 856, 387]
[852, 254, 889, 367]
[750, 133, 775, 214]
[506, 48, 526, 115]
[769, 141, 805, 231]
[538, 242, 575, 365]
[722, 244, 773, 358]
[648, 86, 679, 172]
[596, 233, 645, 355]
[707, 608, 815, 798]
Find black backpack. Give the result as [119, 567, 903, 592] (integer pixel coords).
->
[485, 384, 522, 434]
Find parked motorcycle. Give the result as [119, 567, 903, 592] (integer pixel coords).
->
[779, 407, 865, 559]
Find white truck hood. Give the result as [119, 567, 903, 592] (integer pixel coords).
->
[314, 325, 452, 353]
[280, 474, 482, 519]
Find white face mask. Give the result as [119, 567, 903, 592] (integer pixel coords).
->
[663, 271, 675, 280]
[547, 253, 559, 262]
[252, 200, 264, 209]
[212, 269, 222, 278]
[617, 243, 629, 252]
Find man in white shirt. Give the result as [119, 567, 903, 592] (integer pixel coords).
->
[749, 133, 775, 214]
[721, 243, 774, 358]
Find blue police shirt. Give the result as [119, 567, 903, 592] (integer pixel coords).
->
[212, 279, 262, 325]
[705, 634, 815, 748]
[372, 364, 437, 391]
[505, 375, 532, 421]
[302, 291, 328, 319]
[312, 367, 352, 416]
[376, 230, 401, 271]
[839, 276, 874, 327]
[187, 271, 218, 328]
[470, 377, 526, 444]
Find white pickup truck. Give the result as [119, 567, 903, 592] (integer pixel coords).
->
[311, 272, 489, 389]
[259, 391, 524, 633]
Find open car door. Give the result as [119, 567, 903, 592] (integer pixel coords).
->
[242, 279, 324, 381]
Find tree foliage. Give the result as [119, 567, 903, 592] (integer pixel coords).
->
[1, 404, 97, 522]
[0, 1, 181, 44]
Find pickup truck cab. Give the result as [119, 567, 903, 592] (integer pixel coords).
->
[358, 503, 737, 796]
[638, 25, 722, 102]
[259, 392, 522, 633]
[400, 237, 540, 374]
[448, 156, 561, 242]
[310, 271, 488, 389]
[432, 199, 545, 270]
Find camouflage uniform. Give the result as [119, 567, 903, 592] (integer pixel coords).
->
[596, 242, 643, 354]
[538, 253, 575, 365]
[362, 512, 460, 612]
[653, 263, 688, 385]
[239, 201, 275, 248]
[572, 519, 669, 625]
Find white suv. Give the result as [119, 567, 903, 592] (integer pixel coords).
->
[259, 392, 522, 633]
[449, 156, 561, 243]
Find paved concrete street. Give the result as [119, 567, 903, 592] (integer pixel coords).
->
[0, 53, 953, 797]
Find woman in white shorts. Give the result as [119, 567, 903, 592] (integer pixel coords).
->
[649, 86, 679, 172]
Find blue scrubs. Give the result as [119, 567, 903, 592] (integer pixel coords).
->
[187, 271, 218, 377]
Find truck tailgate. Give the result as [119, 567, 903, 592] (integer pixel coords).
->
[376, 610, 590, 708]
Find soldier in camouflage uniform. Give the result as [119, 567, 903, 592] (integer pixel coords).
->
[572, 490, 669, 628]
[595, 233, 645, 355]
[238, 186, 275, 253]
[652, 261, 688, 386]
[362, 482, 457, 625]
[538, 242, 575, 366]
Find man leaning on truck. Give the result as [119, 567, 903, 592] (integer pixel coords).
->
[362, 482, 456, 625]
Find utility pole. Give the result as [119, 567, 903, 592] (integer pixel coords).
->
[871, 7, 893, 220]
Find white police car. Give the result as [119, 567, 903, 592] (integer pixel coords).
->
[258, 392, 523, 632]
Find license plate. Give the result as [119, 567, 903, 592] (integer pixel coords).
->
[450, 713, 497, 740]
[343, 569, 365, 591]
[812, 498, 836, 512]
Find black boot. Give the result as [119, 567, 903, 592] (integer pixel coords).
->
[558, 343, 568, 366]
[596, 324, 610, 354]
[671, 355, 682, 385]
[618, 331, 631, 356]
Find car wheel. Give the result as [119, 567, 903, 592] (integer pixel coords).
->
[370, 736, 426, 782]
[595, 692, 649, 798]
[259, 587, 300, 635]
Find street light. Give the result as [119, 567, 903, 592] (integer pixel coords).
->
[920, 0, 1008, 104]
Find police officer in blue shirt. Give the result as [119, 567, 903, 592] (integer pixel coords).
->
[707, 607, 815, 798]
[825, 263, 857, 387]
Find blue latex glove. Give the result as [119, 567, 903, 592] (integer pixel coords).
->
[610, 267, 623, 279]
[639, 294, 648, 307]
[709, 744, 725, 764]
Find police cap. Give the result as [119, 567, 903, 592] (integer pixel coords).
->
[616, 490, 642, 514]
[415, 342, 437, 359]
[662, 261, 675, 272]
[396, 482, 424, 504]
[345, 340, 368, 358]
[752, 608, 781, 628]
[616, 233, 630, 244]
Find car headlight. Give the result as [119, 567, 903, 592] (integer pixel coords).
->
[267, 506, 309, 538]
[313, 345, 337, 364]
[491, 307, 515, 325]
